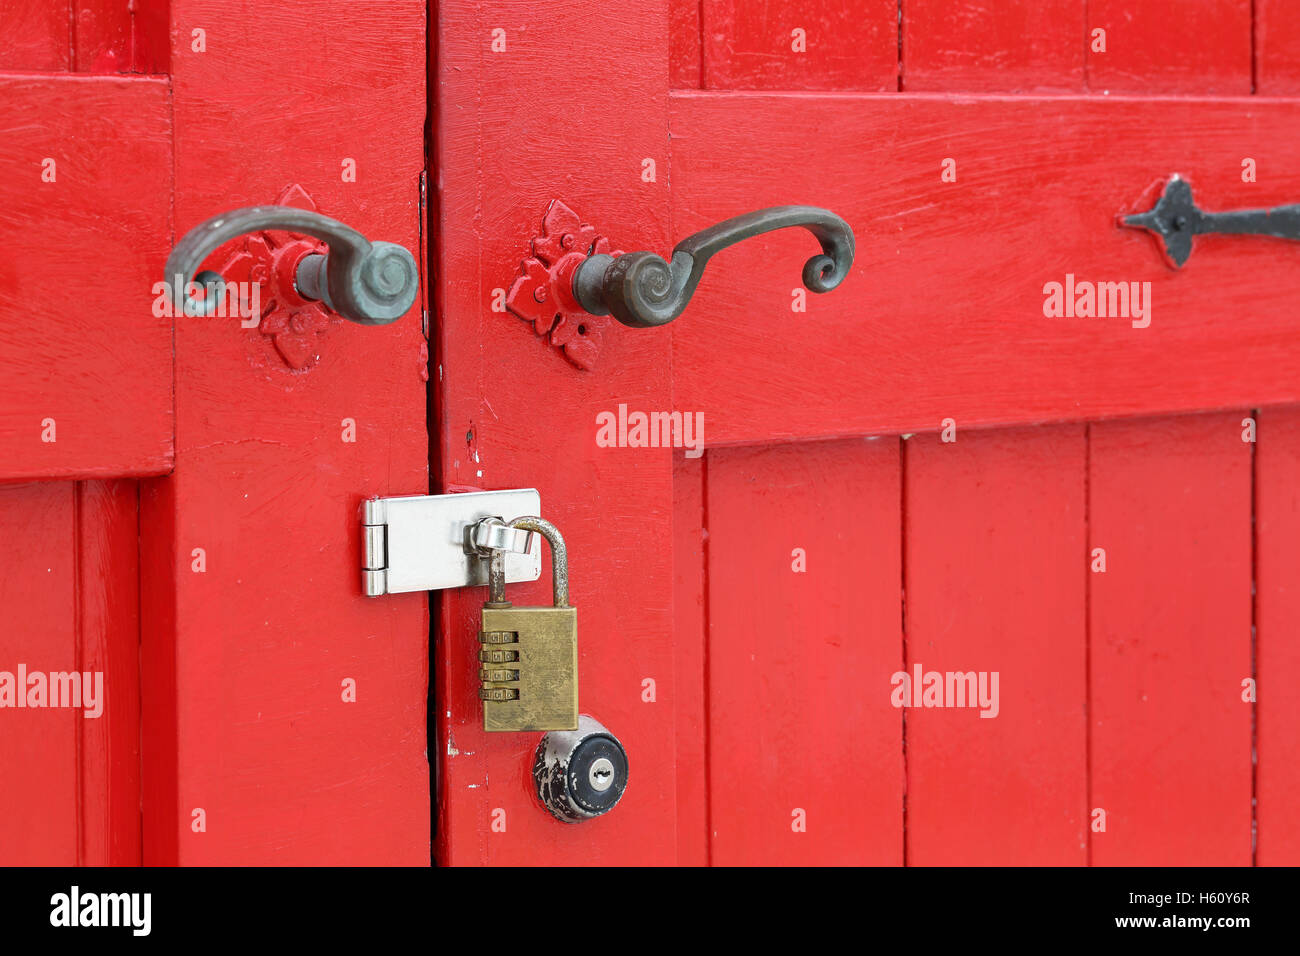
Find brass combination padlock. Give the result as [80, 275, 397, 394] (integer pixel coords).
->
[476, 516, 578, 733]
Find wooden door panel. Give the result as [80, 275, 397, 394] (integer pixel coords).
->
[677, 411, 1281, 866]
[0, 75, 172, 480]
[426, 1, 1295, 866]
[1089, 412, 1253, 865]
[669, 92, 1300, 444]
[904, 425, 1088, 865]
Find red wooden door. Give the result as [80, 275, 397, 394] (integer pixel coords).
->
[4, 0, 1297, 869]
[434, 0, 1299, 865]
[1, 1, 428, 865]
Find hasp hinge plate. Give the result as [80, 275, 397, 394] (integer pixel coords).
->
[362, 489, 542, 596]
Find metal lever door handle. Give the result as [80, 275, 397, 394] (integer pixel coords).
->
[570, 205, 855, 328]
[1124, 176, 1300, 268]
[165, 206, 418, 325]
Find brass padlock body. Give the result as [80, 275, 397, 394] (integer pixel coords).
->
[480, 605, 578, 732]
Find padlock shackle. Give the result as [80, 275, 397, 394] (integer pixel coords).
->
[486, 516, 570, 607]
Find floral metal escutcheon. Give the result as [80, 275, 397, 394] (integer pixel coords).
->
[504, 201, 620, 371]
[201, 184, 335, 371]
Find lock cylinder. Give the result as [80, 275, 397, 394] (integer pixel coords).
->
[534, 717, 629, 823]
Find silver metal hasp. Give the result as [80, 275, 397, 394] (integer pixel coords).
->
[362, 489, 542, 596]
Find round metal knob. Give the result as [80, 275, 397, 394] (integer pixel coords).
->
[533, 716, 628, 822]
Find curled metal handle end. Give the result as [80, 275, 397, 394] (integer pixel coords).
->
[164, 206, 418, 326]
[572, 205, 854, 328]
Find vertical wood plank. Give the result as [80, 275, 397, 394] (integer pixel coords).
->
[670, 0, 702, 89]
[904, 425, 1088, 865]
[1087, 0, 1251, 94]
[1257, 0, 1300, 94]
[1084, 6, 1255, 866]
[701, 0, 897, 91]
[673, 455, 708, 865]
[435, 0, 675, 865]
[146, 0, 429, 864]
[706, 438, 901, 865]
[1256, 407, 1300, 865]
[0, 483, 78, 865]
[1089, 412, 1252, 865]
[902, 0, 1085, 92]
[78, 480, 142, 866]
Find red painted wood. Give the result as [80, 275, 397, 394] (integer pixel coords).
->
[701, 0, 897, 91]
[138, 477, 178, 865]
[0, 483, 79, 865]
[903, 0, 1085, 92]
[78, 480, 142, 866]
[0, 2, 70, 70]
[126, 0, 169, 75]
[672, 455, 708, 865]
[899, 3, 1084, 870]
[1089, 412, 1252, 865]
[434, 0, 676, 866]
[74, 0, 169, 73]
[1257, 0, 1300, 94]
[706, 439, 902, 865]
[139, 0, 429, 865]
[1256, 407, 1300, 865]
[670, 0, 702, 89]
[2, 0, 1291, 870]
[74, 1, 133, 73]
[0, 2, 167, 73]
[0, 75, 172, 480]
[904, 425, 1088, 865]
[0, 480, 140, 865]
[670, 92, 1300, 444]
[1087, 0, 1251, 94]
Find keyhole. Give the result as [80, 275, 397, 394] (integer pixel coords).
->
[588, 757, 615, 792]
